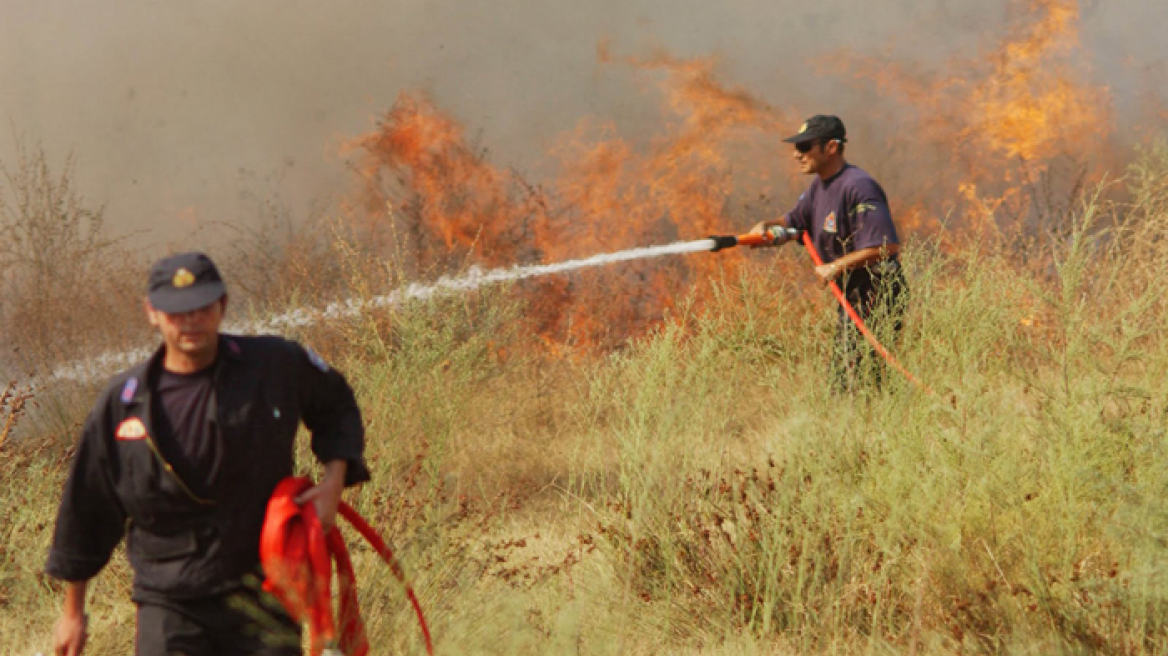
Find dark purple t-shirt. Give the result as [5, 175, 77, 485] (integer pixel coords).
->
[784, 164, 899, 264]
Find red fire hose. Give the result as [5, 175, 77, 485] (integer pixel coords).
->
[712, 231, 935, 396]
[796, 233, 934, 396]
[260, 477, 434, 656]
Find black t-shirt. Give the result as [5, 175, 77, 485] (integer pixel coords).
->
[155, 363, 218, 490]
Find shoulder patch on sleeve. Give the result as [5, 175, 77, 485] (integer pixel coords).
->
[849, 202, 879, 217]
[120, 377, 139, 403]
[305, 346, 330, 373]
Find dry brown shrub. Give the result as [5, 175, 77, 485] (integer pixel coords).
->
[0, 138, 147, 376]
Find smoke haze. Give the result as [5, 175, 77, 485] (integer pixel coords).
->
[1, 0, 1164, 245]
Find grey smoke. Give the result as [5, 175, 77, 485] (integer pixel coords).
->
[1, 0, 1163, 246]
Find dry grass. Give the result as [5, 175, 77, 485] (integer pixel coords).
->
[2, 141, 1168, 655]
[0, 138, 148, 379]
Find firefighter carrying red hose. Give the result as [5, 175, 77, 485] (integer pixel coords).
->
[45, 252, 371, 656]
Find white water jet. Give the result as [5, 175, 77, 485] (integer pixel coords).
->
[38, 239, 718, 385]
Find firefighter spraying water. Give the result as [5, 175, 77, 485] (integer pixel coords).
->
[705, 114, 925, 393]
[708, 225, 931, 395]
[44, 230, 917, 396]
[740, 114, 910, 392]
[39, 116, 916, 398]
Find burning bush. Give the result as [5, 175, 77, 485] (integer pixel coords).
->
[343, 51, 795, 351]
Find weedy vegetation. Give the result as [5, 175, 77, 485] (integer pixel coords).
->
[2, 141, 1168, 655]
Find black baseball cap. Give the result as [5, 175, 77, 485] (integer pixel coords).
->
[782, 115, 847, 145]
[146, 252, 227, 314]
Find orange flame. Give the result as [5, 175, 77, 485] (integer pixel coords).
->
[343, 0, 1127, 351]
[532, 48, 791, 346]
[344, 94, 545, 273]
[347, 52, 790, 350]
[963, 0, 1109, 165]
[821, 0, 1113, 232]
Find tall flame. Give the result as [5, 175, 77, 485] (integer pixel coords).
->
[344, 0, 1125, 351]
[347, 51, 790, 349]
[964, 0, 1109, 165]
[821, 0, 1113, 232]
[344, 94, 546, 274]
[527, 47, 792, 346]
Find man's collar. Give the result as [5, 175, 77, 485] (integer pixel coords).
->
[819, 161, 850, 185]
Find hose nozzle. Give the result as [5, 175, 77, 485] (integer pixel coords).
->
[709, 235, 740, 252]
[708, 227, 801, 252]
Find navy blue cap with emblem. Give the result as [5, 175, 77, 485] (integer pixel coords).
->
[147, 252, 227, 314]
[782, 115, 847, 145]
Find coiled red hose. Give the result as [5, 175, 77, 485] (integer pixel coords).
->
[260, 477, 434, 656]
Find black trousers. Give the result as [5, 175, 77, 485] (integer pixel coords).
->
[830, 262, 908, 391]
[135, 587, 301, 656]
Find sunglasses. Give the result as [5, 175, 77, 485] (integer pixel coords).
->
[795, 139, 841, 154]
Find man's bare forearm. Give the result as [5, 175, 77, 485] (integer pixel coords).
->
[815, 243, 900, 283]
[53, 580, 89, 656]
[320, 459, 347, 488]
[834, 243, 899, 274]
[63, 580, 87, 618]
